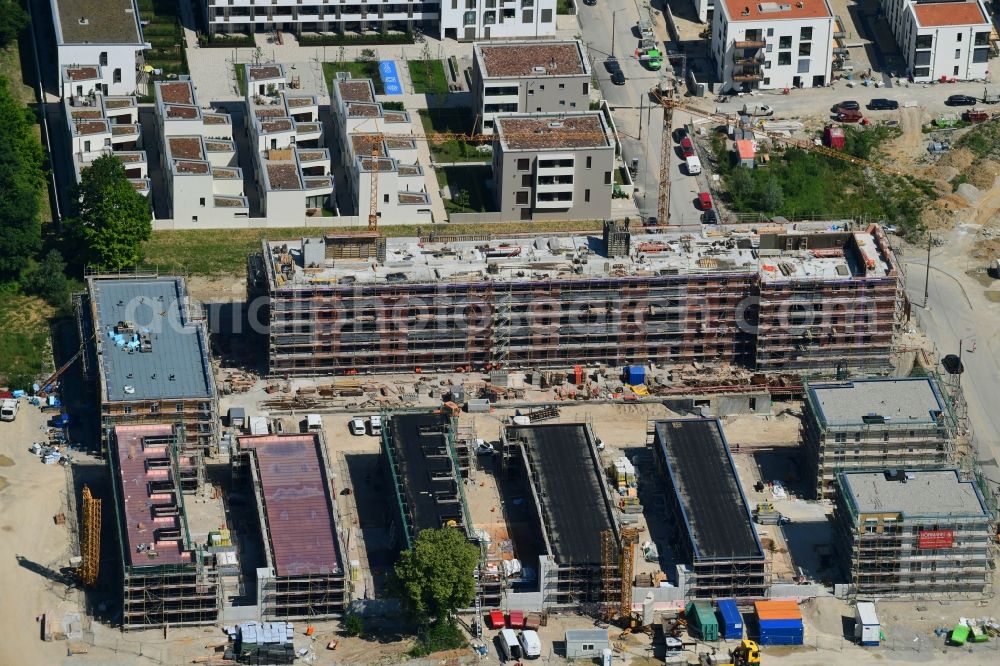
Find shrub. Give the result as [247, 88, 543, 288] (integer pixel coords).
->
[298, 32, 413, 46]
[342, 614, 364, 637]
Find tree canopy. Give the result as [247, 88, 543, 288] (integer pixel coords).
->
[393, 527, 479, 623]
[0, 76, 44, 280]
[0, 0, 28, 49]
[70, 154, 152, 270]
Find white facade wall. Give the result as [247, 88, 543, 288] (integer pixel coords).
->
[171, 171, 218, 223]
[881, 0, 991, 81]
[692, 0, 715, 24]
[438, 0, 557, 40]
[56, 44, 142, 97]
[203, 0, 440, 34]
[713, 11, 834, 92]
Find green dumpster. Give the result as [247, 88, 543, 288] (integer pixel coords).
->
[950, 624, 970, 646]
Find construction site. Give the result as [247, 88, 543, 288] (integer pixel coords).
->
[247, 221, 903, 378]
[650, 418, 770, 600]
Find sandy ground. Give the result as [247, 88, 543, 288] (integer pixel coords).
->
[0, 403, 83, 666]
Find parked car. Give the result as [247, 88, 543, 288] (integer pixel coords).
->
[367, 415, 382, 436]
[698, 192, 713, 210]
[517, 630, 542, 660]
[945, 94, 977, 106]
[740, 103, 773, 117]
[680, 136, 695, 157]
[475, 439, 495, 455]
[645, 215, 659, 227]
[496, 629, 523, 662]
[673, 126, 689, 143]
[349, 417, 366, 436]
[0, 398, 18, 422]
[685, 155, 702, 175]
[604, 56, 621, 74]
[582, 0, 597, 5]
[836, 100, 860, 111]
[867, 98, 899, 110]
[702, 209, 718, 224]
[610, 69, 626, 85]
[837, 108, 863, 123]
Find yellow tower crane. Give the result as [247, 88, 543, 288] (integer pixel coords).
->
[78, 485, 101, 587]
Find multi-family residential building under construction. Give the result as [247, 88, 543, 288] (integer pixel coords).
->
[247, 220, 903, 378]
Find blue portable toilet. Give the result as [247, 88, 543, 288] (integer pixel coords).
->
[623, 365, 646, 384]
[716, 599, 743, 640]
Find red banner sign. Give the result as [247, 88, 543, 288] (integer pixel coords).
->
[918, 529, 954, 549]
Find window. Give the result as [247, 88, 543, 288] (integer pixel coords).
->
[954, 65, 960, 76]
[517, 158, 529, 171]
[957, 32, 962, 42]
[528, 87, 534, 95]
[767, 28, 774, 37]
[766, 44, 773, 53]
[515, 191, 529, 205]
[779, 35, 792, 49]
[150, 404, 159, 413]
[799, 42, 811, 56]
[558, 83, 565, 89]
[976, 32, 990, 46]
[523, 0, 534, 5]
[522, 9, 533, 22]
[800, 27, 812, 41]
[123, 406, 132, 415]
[914, 67, 930, 78]
[583, 644, 595, 651]
[113, 68, 122, 84]
[484, 10, 496, 23]
[604, 171, 612, 185]
[778, 52, 791, 66]
[99, 52, 108, 66]
[583, 82, 589, 94]
[541, 8, 552, 22]
[584, 188, 590, 202]
[383, 194, 389, 203]
[200, 197, 206, 207]
[559, 99, 565, 106]
[521, 174, 531, 187]
[915, 35, 933, 49]
[176, 404, 185, 413]
[955, 49, 961, 59]
[586, 156, 592, 169]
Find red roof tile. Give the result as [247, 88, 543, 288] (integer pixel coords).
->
[723, 0, 832, 21]
[914, 2, 986, 27]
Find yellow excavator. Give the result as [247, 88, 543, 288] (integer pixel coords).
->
[698, 640, 761, 666]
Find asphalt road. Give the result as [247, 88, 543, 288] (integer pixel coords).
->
[577, 3, 703, 224]
[900, 230, 1000, 498]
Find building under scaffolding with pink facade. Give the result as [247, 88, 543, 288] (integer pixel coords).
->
[247, 221, 902, 376]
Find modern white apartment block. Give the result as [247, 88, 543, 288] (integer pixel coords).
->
[712, 0, 835, 93]
[330, 76, 432, 224]
[51, 0, 147, 97]
[154, 80, 249, 224]
[472, 40, 592, 133]
[439, 0, 556, 41]
[491, 112, 615, 221]
[62, 89, 149, 195]
[200, 0, 439, 36]
[244, 64, 334, 220]
[880, 0, 992, 81]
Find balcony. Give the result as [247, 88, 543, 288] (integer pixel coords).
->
[732, 67, 764, 82]
[734, 39, 766, 49]
[733, 53, 764, 66]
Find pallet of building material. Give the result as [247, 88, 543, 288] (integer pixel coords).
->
[526, 406, 559, 422]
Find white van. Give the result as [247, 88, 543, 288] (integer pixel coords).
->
[518, 630, 542, 659]
[497, 628, 523, 662]
[349, 417, 366, 436]
[0, 398, 18, 422]
[685, 155, 702, 175]
[368, 415, 382, 436]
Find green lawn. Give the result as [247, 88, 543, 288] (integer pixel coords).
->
[141, 221, 605, 276]
[1, 42, 51, 224]
[323, 61, 383, 94]
[407, 60, 448, 94]
[136, 0, 187, 84]
[557, 0, 575, 14]
[417, 109, 489, 163]
[435, 166, 495, 213]
[0, 288, 54, 390]
[234, 63, 247, 97]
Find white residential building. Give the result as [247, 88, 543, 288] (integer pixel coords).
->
[880, 0, 992, 81]
[712, 0, 835, 93]
[692, 0, 716, 24]
[62, 89, 149, 195]
[154, 80, 249, 224]
[244, 65, 334, 221]
[439, 0, 556, 41]
[472, 40, 592, 133]
[50, 0, 147, 97]
[201, 0, 439, 37]
[330, 76, 433, 224]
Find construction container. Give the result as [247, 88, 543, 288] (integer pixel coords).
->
[950, 624, 969, 645]
[823, 125, 845, 150]
[755, 600, 803, 645]
[623, 365, 646, 385]
[489, 610, 505, 629]
[466, 399, 491, 413]
[854, 602, 879, 646]
[686, 601, 719, 641]
[508, 610, 525, 629]
[716, 599, 744, 640]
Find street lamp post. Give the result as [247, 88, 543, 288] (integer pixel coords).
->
[611, 10, 625, 60]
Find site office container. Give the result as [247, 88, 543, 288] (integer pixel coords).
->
[716, 599, 744, 640]
[686, 601, 719, 641]
[757, 618, 804, 645]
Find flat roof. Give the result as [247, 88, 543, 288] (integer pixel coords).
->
[654, 419, 764, 561]
[476, 41, 588, 78]
[337, 79, 375, 103]
[495, 113, 612, 151]
[388, 413, 465, 542]
[238, 434, 342, 576]
[89, 277, 213, 402]
[808, 378, 946, 427]
[722, 0, 833, 21]
[513, 423, 614, 564]
[248, 65, 284, 81]
[112, 424, 192, 567]
[839, 469, 988, 518]
[52, 0, 143, 45]
[262, 224, 896, 289]
[913, 1, 987, 27]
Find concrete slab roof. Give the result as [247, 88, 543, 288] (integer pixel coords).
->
[90, 277, 213, 402]
[476, 40, 589, 78]
[808, 378, 946, 427]
[913, 1, 988, 27]
[721, 0, 833, 21]
[495, 113, 612, 151]
[839, 469, 988, 518]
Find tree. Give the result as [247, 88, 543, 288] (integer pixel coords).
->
[0, 76, 44, 280]
[69, 155, 152, 271]
[761, 178, 784, 212]
[0, 0, 28, 49]
[728, 168, 755, 203]
[393, 527, 479, 623]
[453, 189, 471, 209]
[22, 250, 70, 309]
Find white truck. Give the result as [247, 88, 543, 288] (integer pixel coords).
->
[740, 103, 774, 117]
[1, 398, 18, 421]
